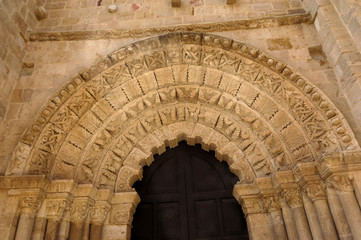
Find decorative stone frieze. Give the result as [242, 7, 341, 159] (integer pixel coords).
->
[27, 14, 312, 42]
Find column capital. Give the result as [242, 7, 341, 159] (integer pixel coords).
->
[281, 188, 303, 208]
[109, 191, 140, 225]
[70, 199, 94, 222]
[326, 173, 354, 192]
[262, 195, 281, 212]
[89, 202, 111, 224]
[19, 195, 44, 215]
[69, 184, 97, 222]
[303, 182, 327, 201]
[46, 198, 72, 220]
[240, 195, 265, 215]
[8, 188, 46, 215]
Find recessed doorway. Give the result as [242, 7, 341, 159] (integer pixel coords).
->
[131, 141, 249, 240]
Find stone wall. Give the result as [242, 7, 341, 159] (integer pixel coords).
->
[0, 0, 39, 164]
[37, 0, 305, 31]
[303, 0, 361, 149]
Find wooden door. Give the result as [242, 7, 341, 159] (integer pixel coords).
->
[131, 142, 248, 240]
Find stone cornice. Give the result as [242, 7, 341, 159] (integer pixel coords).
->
[27, 13, 312, 42]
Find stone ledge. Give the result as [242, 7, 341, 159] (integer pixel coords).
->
[27, 13, 312, 42]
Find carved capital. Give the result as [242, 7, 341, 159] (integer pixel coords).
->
[110, 203, 136, 225]
[303, 182, 326, 201]
[240, 197, 265, 215]
[262, 195, 281, 212]
[46, 199, 70, 219]
[326, 174, 354, 192]
[70, 200, 93, 222]
[282, 188, 303, 208]
[20, 196, 43, 215]
[89, 203, 110, 224]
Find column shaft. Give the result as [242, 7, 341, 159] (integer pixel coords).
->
[303, 196, 323, 240]
[90, 224, 103, 240]
[68, 222, 84, 240]
[327, 189, 352, 240]
[82, 222, 90, 240]
[58, 213, 70, 240]
[45, 219, 60, 240]
[31, 217, 47, 240]
[103, 224, 131, 240]
[281, 206, 299, 240]
[246, 213, 274, 240]
[338, 191, 361, 240]
[291, 206, 312, 239]
[314, 199, 338, 240]
[15, 214, 36, 240]
[270, 210, 287, 240]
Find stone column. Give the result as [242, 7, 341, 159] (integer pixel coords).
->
[44, 198, 72, 240]
[68, 200, 93, 240]
[31, 217, 47, 240]
[280, 201, 298, 240]
[352, 170, 361, 207]
[302, 193, 323, 239]
[58, 210, 70, 240]
[14, 195, 43, 240]
[282, 188, 312, 240]
[44, 180, 76, 240]
[31, 200, 47, 240]
[263, 195, 287, 240]
[327, 174, 361, 240]
[242, 196, 273, 240]
[303, 182, 338, 240]
[68, 184, 96, 240]
[89, 202, 111, 240]
[103, 191, 140, 240]
[326, 187, 352, 240]
[233, 183, 274, 240]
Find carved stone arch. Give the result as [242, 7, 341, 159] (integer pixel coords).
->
[4, 32, 361, 240]
[6, 32, 360, 181]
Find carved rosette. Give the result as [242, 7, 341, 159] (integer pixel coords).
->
[282, 188, 303, 208]
[303, 182, 327, 201]
[326, 174, 354, 192]
[262, 195, 281, 212]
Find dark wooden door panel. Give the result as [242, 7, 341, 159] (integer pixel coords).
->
[158, 202, 181, 239]
[131, 142, 248, 240]
[193, 200, 219, 238]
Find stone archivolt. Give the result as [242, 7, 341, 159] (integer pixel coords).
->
[7, 33, 359, 180]
[3, 33, 361, 240]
